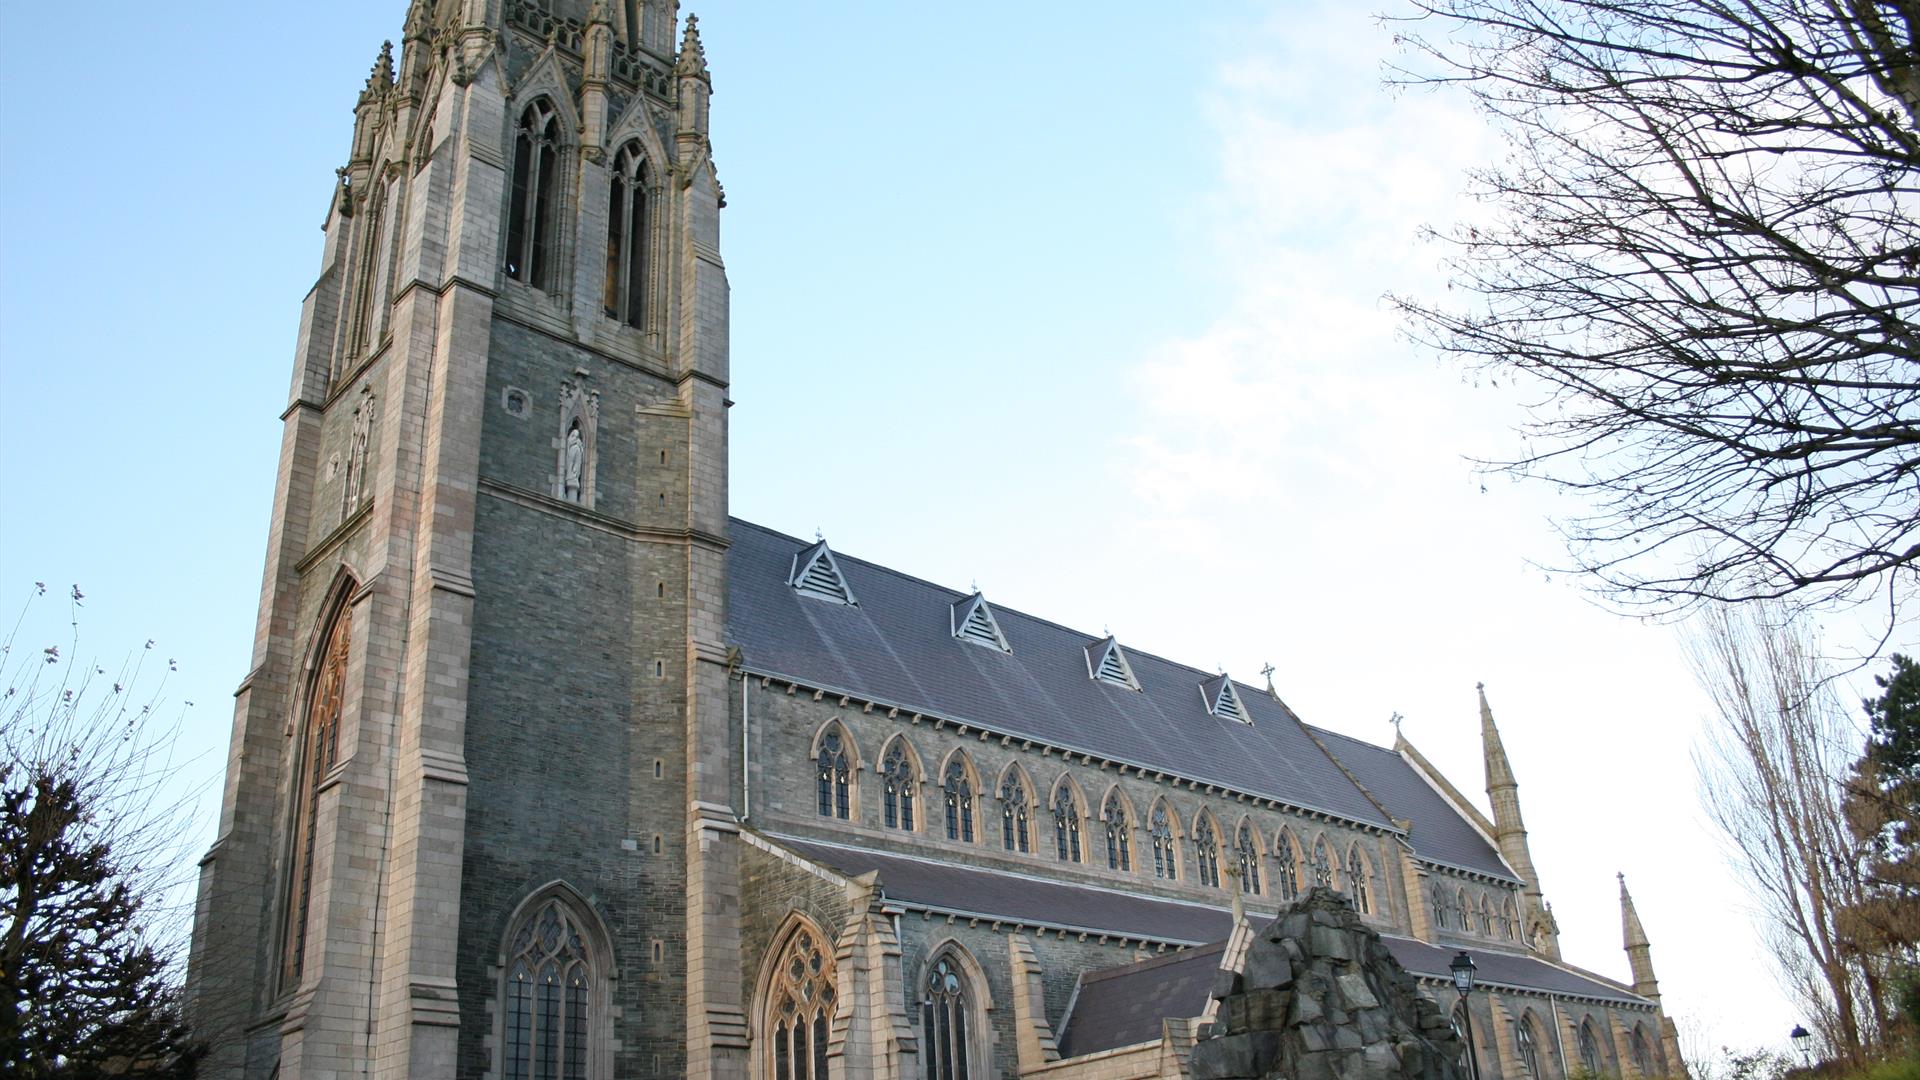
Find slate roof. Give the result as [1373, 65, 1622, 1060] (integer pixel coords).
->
[1380, 936, 1650, 1007]
[728, 520, 1392, 829]
[1306, 727, 1517, 881]
[1057, 942, 1225, 1058]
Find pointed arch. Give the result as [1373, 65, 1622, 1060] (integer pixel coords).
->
[1515, 1010, 1546, 1079]
[1431, 881, 1451, 930]
[1479, 894, 1495, 936]
[1502, 896, 1520, 941]
[504, 93, 569, 288]
[1309, 834, 1336, 889]
[938, 749, 980, 844]
[810, 720, 860, 821]
[278, 572, 360, 989]
[917, 940, 993, 1080]
[1456, 887, 1472, 934]
[1099, 785, 1135, 872]
[601, 141, 652, 329]
[1272, 827, 1303, 901]
[995, 763, 1035, 854]
[1578, 1018, 1604, 1075]
[1191, 810, 1224, 889]
[1344, 842, 1374, 914]
[878, 734, 923, 833]
[1629, 1023, 1654, 1077]
[496, 881, 615, 1080]
[1148, 798, 1182, 881]
[1233, 818, 1265, 897]
[753, 912, 838, 1080]
[1047, 774, 1086, 864]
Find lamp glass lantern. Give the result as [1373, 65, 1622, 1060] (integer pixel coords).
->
[1450, 951, 1477, 995]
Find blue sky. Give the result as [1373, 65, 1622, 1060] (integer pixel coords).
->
[2, 0, 1899, 1055]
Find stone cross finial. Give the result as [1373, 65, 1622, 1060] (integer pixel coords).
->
[1390, 711, 1404, 735]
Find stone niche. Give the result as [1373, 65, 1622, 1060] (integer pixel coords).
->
[1191, 888, 1466, 1080]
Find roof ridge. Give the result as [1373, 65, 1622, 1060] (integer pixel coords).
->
[1078, 938, 1227, 984]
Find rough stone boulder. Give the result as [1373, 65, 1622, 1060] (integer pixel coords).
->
[1189, 888, 1465, 1080]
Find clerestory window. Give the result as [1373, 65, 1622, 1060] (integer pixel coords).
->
[1051, 786, 1082, 863]
[603, 143, 648, 327]
[816, 730, 851, 820]
[1150, 803, 1178, 881]
[1194, 817, 1222, 889]
[943, 759, 975, 843]
[881, 740, 917, 831]
[999, 773, 1031, 854]
[1103, 792, 1132, 872]
[1235, 823, 1262, 896]
[507, 100, 561, 287]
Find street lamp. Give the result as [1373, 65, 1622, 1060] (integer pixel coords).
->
[1790, 1024, 1812, 1067]
[1451, 951, 1482, 1080]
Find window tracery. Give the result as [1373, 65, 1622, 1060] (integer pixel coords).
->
[1631, 1026, 1653, 1076]
[1150, 803, 1178, 881]
[1431, 883, 1450, 930]
[943, 759, 975, 843]
[999, 772, 1031, 854]
[602, 143, 649, 327]
[1235, 822, 1262, 896]
[1346, 846, 1370, 913]
[282, 598, 352, 987]
[1517, 1017, 1542, 1078]
[1502, 898, 1519, 941]
[1194, 817, 1222, 889]
[882, 741, 917, 831]
[1275, 832, 1301, 901]
[816, 729, 851, 820]
[1479, 895, 1494, 936]
[1102, 791, 1131, 872]
[1579, 1021, 1602, 1074]
[1311, 837, 1334, 888]
[767, 927, 835, 1080]
[1051, 785, 1082, 863]
[502, 898, 599, 1080]
[921, 953, 974, 1080]
[507, 99, 560, 287]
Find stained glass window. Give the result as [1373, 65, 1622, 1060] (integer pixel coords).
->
[503, 900, 597, 1080]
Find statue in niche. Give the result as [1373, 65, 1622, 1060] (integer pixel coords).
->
[342, 386, 375, 515]
[554, 374, 599, 508]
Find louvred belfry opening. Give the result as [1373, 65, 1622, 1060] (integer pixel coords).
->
[789, 540, 855, 605]
[951, 593, 1010, 652]
[1201, 672, 1249, 723]
[1085, 636, 1139, 690]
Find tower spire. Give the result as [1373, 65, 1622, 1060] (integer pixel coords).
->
[1619, 872, 1659, 999]
[1479, 683, 1561, 959]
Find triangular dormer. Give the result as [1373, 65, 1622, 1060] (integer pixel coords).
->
[1085, 636, 1140, 690]
[951, 593, 1010, 652]
[1201, 673, 1250, 724]
[790, 540, 855, 605]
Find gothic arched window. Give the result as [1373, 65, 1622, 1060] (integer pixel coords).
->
[882, 740, 917, 831]
[922, 953, 975, 1080]
[1431, 883, 1450, 930]
[1456, 888, 1472, 933]
[766, 926, 835, 1080]
[1235, 823, 1262, 896]
[502, 897, 602, 1080]
[603, 143, 648, 327]
[999, 772, 1031, 854]
[816, 729, 851, 820]
[1479, 895, 1494, 936]
[943, 758, 975, 843]
[1102, 791, 1132, 872]
[1311, 837, 1334, 888]
[1194, 817, 1222, 889]
[506, 99, 561, 287]
[1150, 803, 1178, 881]
[1346, 845, 1371, 914]
[1517, 1016, 1542, 1078]
[1502, 898, 1519, 941]
[1631, 1026, 1653, 1076]
[1275, 832, 1301, 901]
[1051, 785, 1082, 863]
[1579, 1021, 1603, 1074]
[282, 598, 352, 987]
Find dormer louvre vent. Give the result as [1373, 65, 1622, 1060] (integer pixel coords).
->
[789, 540, 855, 605]
[951, 594, 1011, 652]
[1202, 673, 1250, 724]
[1086, 637, 1140, 690]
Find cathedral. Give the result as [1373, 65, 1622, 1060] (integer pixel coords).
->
[183, 2, 1690, 1078]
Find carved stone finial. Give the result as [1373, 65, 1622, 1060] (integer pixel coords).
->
[586, 0, 611, 26]
[404, 0, 434, 40]
[675, 13, 709, 81]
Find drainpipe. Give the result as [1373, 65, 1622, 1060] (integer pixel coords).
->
[1548, 994, 1568, 1074]
[741, 675, 751, 821]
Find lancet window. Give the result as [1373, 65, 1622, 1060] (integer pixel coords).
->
[999, 773, 1031, 854]
[1346, 846, 1371, 913]
[1275, 832, 1301, 901]
[603, 143, 648, 327]
[881, 741, 916, 831]
[1150, 804, 1178, 881]
[1102, 792, 1131, 872]
[1235, 823, 1262, 896]
[282, 599, 352, 987]
[1631, 1027, 1653, 1076]
[816, 729, 851, 820]
[502, 898, 600, 1080]
[943, 759, 975, 843]
[1517, 1017, 1542, 1078]
[1579, 1022, 1602, 1074]
[1479, 896, 1494, 936]
[506, 99, 560, 287]
[1194, 817, 1222, 889]
[921, 954, 974, 1080]
[767, 927, 835, 1080]
[1051, 786, 1082, 863]
[1431, 884, 1451, 930]
[1311, 837, 1334, 888]
[1502, 898, 1519, 941]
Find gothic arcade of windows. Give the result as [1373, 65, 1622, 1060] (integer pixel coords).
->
[766, 926, 836, 1080]
[921, 953, 977, 1080]
[999, 771, 1031, 854]
[943, 758, 975, 843]
[282, 597, 353, 987]
[817, 729, 851, 820]
[502, 897, 601, 1080]
[882, 740, 917, 831]
[1102, 791, 1132, 872]
[506, 100, 560, 288]
[603, 142, 649, 327]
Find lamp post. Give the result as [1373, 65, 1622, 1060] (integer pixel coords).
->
[1790, 1024, 1812, 1069]
[1451, 951, 1482, 1080]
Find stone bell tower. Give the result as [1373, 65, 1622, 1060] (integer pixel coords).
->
[183, 0, 736, 1075]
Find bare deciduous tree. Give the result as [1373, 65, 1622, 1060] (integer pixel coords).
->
[1389, 0, 1920, 619]
[1690, 604, 1891, 1062]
